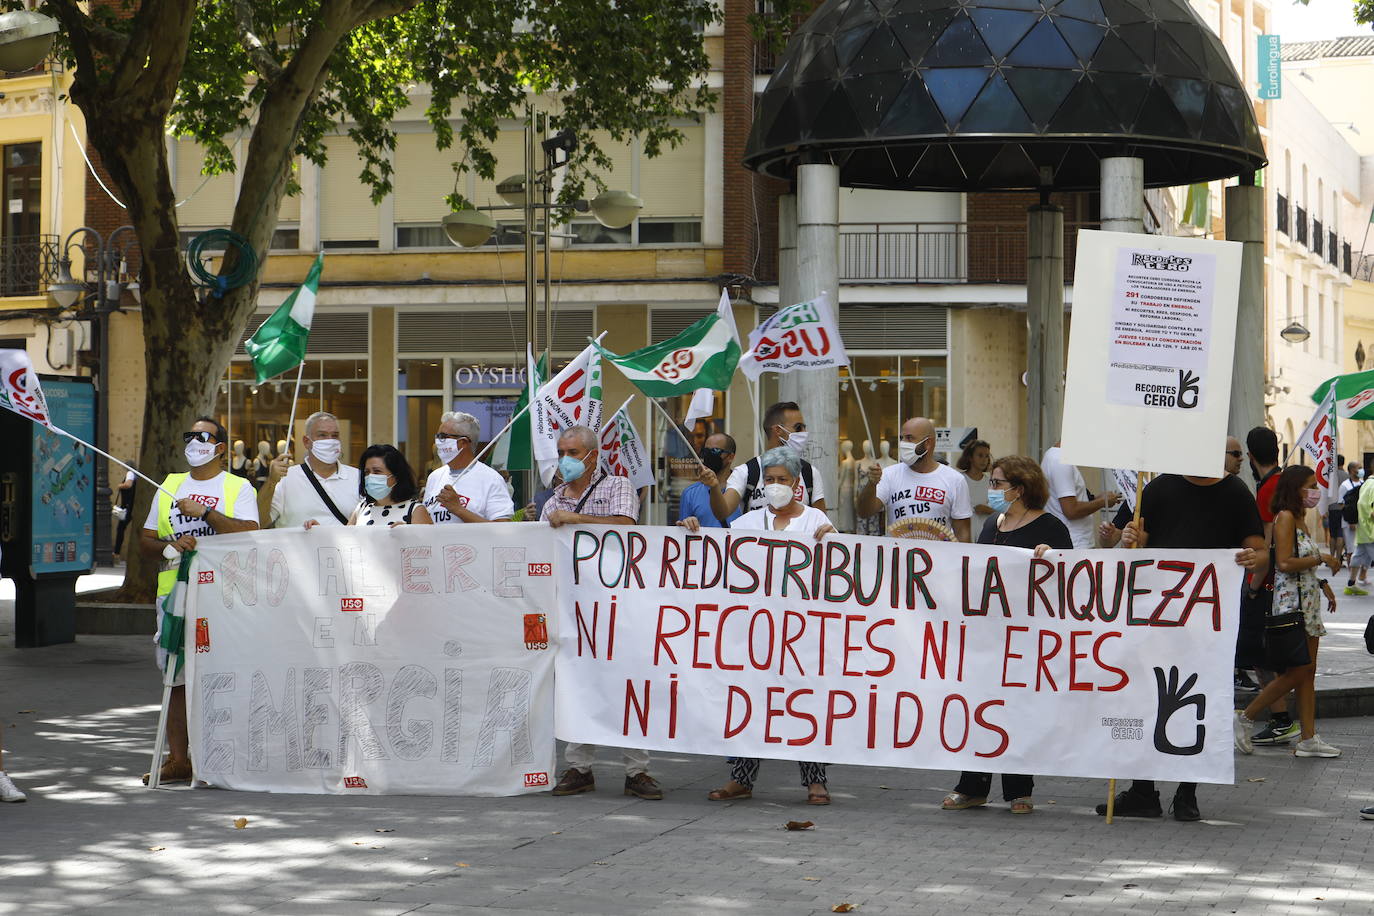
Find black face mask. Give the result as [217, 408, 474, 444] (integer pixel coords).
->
[701, 447, 727, 474]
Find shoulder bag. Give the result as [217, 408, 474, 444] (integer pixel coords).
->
[1263, 540, 1313, 672]
[301, 462, 350, 525]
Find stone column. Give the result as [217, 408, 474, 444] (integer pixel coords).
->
[777, 193, 799, 411]
[1226, 179, 1266, 440]
[1026, 204, 1065, 457]
[795, 163, 840, 514]
[1100, 156, 1145, 234]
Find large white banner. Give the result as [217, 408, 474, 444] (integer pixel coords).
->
[1062, 230, 1241, 478]
[554, 526, 1242, 785]
[186, 525, 559, 796]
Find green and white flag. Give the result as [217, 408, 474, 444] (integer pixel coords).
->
[157, 550, 195, 685]
[1313, 370, 1374, 420]
[244, 253, 324, 383]
[500, 347, 547, 473]
[593, 307, 740, 398]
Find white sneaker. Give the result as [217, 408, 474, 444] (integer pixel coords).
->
[0, 771, 26, 803]
[1294, 735, 1342, 758]
[1233, 711, 1255, 754]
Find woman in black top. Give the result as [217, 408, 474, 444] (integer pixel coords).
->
[942, 455, 1072, 816]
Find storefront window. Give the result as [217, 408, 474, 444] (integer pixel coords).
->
[215, 357, 369, 469]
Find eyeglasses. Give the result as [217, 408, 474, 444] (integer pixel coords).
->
[989, 477, 1013, 490]
[435, 433, 470, 441]
[776, 422, 806, 432]
[1226, 450, 1243, 458]
[182, 430, 220, 444]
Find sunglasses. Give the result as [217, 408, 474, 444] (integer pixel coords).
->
[1226, 450, 1243, 458]
[182, 430, 221, 444]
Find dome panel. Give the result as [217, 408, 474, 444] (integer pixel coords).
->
[877, 78, 949, 135]
[922, 14, 993, 68]
[888, 9, 958, 61]
[1006, 17, 1080, 69]
[1052, 0, 1106, 23]
[922, 67, 993, 125]
[1054, 16, 1106, 64]
[969, 8, 1039, 59]
[1006, 67, 1082, 126]
[959, 74, 1036, 133]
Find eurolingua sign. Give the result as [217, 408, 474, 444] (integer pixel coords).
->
[1258, 35, 1281, 100]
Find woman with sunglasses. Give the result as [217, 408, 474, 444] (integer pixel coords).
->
[941, 455, 1070, 815]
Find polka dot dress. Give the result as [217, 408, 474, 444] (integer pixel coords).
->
[357, 499, 419, 527]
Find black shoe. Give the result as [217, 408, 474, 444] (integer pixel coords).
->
[1252, 718, 1300, 745]
[1233, 670, 1260, 692]
[1094, 788, 1162, 818]
[1171, 793, 1201, 822]
[551, 768, 595, 796]
[624, 772, 663, 800]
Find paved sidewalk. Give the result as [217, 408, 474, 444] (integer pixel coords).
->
[5, 582, 1374, 914]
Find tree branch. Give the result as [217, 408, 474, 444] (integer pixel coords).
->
[43, 0, 124, 79]
[232, 0, 284, 79]
[351, 0, 425, 30]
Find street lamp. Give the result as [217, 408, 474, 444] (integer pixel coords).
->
[0, 9, 58, 73]
[51, 225, 139, 566]
[1280, 320, 1311, 344]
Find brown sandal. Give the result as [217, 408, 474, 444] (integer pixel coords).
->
[707, 783, 753, 801]
[807, 788, 831, 805]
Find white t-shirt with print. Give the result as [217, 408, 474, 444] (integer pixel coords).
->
[726, 454, 827, 513]
[874, 461, 972, 540]
[142, 471, 260, 540]
[731, 504, 832, 537]
[423, 461, 515, 523]
[1042, 446, 1095, 548]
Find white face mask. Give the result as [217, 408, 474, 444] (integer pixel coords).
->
[782, 429, 809, 454]
[898, 439, 927, 468]
[435, 437, 461, 465]
[763, 482, 794, 509]
[185, 440, 218, 468]
[309, 438, 342, 465]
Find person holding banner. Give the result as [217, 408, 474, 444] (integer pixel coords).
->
[424, 412, 514, 524]
[682, 447, 833, 804]
[709, 402, 826, 521]
[856, 417, 972, 542]
[1042, 440, 1120, 549]
[139, 417, 260, 785]
[305, 444, 433, 528]
[258, 411, 358, 529]
[943, 455, 1071, 814]
[1236, 467, 1343, 760]
[544, 425, 662, 800]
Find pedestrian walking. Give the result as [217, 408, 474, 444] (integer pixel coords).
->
[1234, 466, 1342, 759]
[942, 455, 1069, 815]
[1341, 467, 1368, 595]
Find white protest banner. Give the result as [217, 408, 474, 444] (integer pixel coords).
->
[1111, 469, 1139, 514]
[599, 396, 655, 490]
[739, 292, 848, 380]
[555, 527, 1241, 784]
[0, 348, 53, 426]
[1296, 383, 1338, 502]
[185, 525, 558, 796]
[1062, 231, 1241, 477]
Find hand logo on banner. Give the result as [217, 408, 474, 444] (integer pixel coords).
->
[1152, 666, 1206, 756]
[0, 351, 53, 427]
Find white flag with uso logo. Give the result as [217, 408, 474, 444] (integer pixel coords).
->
[738, 292, 848, 380]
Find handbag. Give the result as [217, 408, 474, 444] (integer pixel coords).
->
[1263, 545, 1313, 671]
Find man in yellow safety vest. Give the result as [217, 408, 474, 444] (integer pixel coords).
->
[139, 416, 258, 785]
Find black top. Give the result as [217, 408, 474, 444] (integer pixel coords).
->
[978, 512, 1073, 550]
[1138, 474, 1263, 550]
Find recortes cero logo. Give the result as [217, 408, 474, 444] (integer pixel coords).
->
[1131, 252, 1192, 272]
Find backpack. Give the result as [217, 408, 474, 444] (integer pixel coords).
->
[744, 456, 816, 508]
[1344, 482, 1362, 524]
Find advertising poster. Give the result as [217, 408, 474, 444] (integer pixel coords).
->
[30, 378, 94, 576]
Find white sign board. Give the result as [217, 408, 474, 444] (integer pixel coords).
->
[1062, 230, 1242, 477]
[936, 427, 977, 454]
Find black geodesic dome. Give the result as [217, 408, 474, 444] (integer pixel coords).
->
[744, 0, 1267, 190]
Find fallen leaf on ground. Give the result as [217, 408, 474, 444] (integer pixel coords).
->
[374, 828, 394, 833]
[455, 862, 470, 868]
[1246, 777, 1266, 783]
[148, 846, 166, 852]
[877, 785, 890, 790]
[354, 842, 365, 846]
[803, 877, 821, 882]
[16, 710, 33, 714]
[1123, 884, 1138, 889]
[832, 904, 856, 913]
[1046, 800, 1057, 805]
[785, 820, 815, 831]
[233, 817, 249, 829]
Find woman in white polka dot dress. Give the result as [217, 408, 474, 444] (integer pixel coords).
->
[305, 444, 433, 528]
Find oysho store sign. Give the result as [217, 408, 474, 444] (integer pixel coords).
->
[454, 365, 527, 390]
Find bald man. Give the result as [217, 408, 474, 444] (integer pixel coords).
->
[857, 417, 972, 542]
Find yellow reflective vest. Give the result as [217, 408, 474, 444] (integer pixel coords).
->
[154, 472, 249, 597]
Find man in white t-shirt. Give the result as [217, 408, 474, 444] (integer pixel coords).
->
[258, 411, 359, 528]
[140, 416, 259, 786]
[423, 411, 515, 523]
[857, 416, 972, 542]
[1042, 441, 1119, 549]
[707, 401, 826, 522]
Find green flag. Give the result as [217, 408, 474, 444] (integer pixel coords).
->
[1183, 183, 1209, 229]
[593, 311, 740, 398]
[1312, 370, 1374, 419]
[244, 253, 324, 383]
[504, 348, 547, 472]
[157, 550, 196, 684]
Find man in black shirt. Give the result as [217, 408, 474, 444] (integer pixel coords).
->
[1096, 471, 1267, 822]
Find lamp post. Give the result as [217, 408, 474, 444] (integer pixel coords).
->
[442, 109, 642, 479]
[48, 225, 139, 566]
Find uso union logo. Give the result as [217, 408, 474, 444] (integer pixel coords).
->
[652, 347, 696, 381]
[344, 776, 368, 789]
[524, 772, 550, 787]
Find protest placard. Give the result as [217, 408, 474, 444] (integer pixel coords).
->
[1061, 231, 1242, 477]
[554, 526, 1241, 785]
[185, 525, 558, 796]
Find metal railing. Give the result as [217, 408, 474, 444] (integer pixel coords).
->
[838, 221, 1099, 284]
[1313, 220, 1323, 259]
[1296, 208, 1308, 246]
[1329, 231, 1339, 267]
[1344, 242, 1353, 275]
[1277, 194, 1289, 235]
[0, 234, 59, 297]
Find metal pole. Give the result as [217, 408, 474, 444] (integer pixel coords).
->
[541, 113, 553, 367]
[524, 106, 538, 492]
[93, 233, 113, 566]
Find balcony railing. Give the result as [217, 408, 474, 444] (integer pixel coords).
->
[1277, 194, 1289, 235]
[1329, 231, 1339, 267]
[1313, 220, 1323, 259]
[1344, 242, 1353, 275]
[0, 234, 59, 297]
[838, 221, 1099, 284]
[1296, 208, 1308, 246]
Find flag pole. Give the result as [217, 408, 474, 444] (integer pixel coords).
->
[1105, 469, 1150, 824]
[848, 371, 877, 454]
[453, 402, 533, 484]
[283, 360, 306, 458]
[646, 395, 708, 472]
[48, 426, 177, 500]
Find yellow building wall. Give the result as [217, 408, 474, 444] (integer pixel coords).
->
[947, 306, 1027, 459]
[1342, 278, 1374, 466]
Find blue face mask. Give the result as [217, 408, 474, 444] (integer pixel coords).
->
[364, 474, 392, 501]
[558, 455, 586, 483]
[987, 488, 1016, 513]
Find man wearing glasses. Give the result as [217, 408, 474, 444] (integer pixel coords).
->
[139, 416, 259, 786]
[257, 411, 358, 528]
[708, 401, 826, 521]
[423, 411, 514, 524]
[856, 416, 972, 542]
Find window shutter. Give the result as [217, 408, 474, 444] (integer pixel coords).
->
[320, 136, 380, 241]
[585, 131, 634, 190]
[394, 132, 454, 224]
[470, 129, 528, 208]
[174, 140, 236, 229]
[638, 126, 703, 218]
